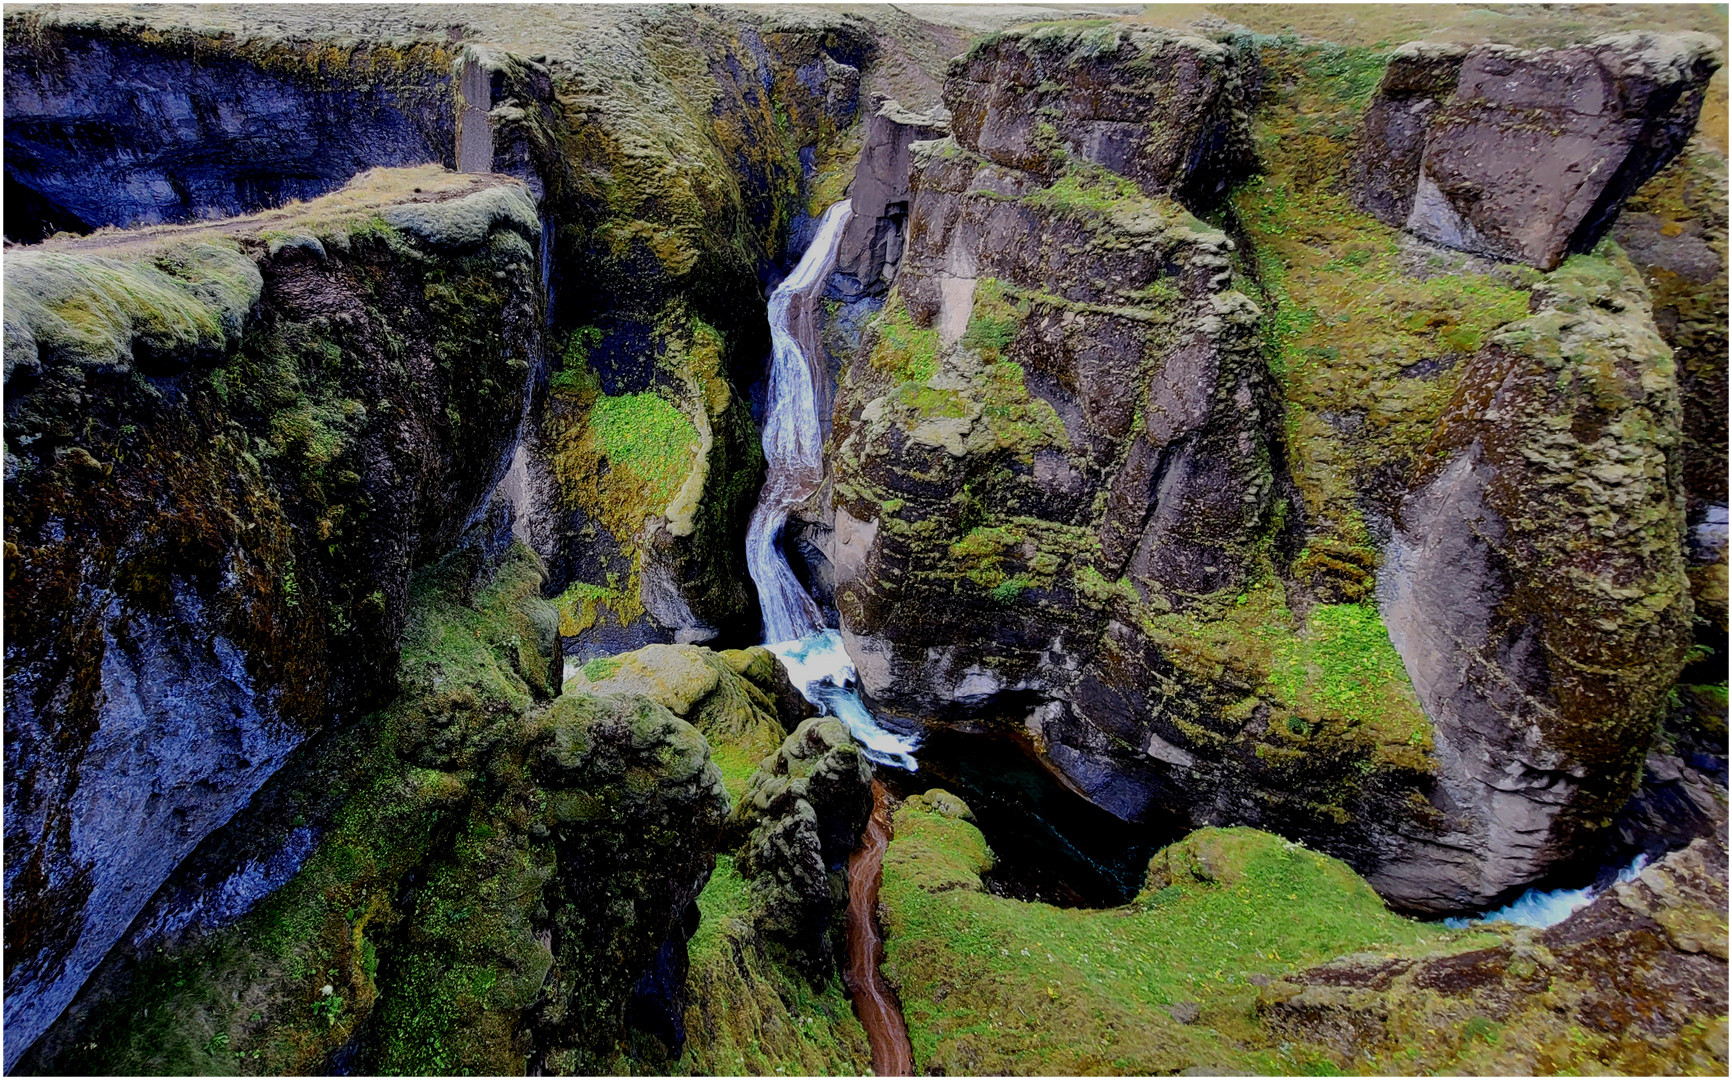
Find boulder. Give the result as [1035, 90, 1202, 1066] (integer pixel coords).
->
[1353, 32, 1722, 269]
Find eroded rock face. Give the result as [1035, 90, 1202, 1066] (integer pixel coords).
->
[944, 24, 1255, 201]
[828, 22, 1704, 917]
[2, 16, 458, 239]
[1260, 837, 1729, 1074]
[734, 717, 874, 978]
[1353, 33, 1722, 270]
[1378, 251, 1692, 910]
[530, 691, 731, 1074]
[1, 174, 542, 1067]
[833, 98, 951, 301]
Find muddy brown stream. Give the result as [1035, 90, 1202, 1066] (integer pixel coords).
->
[844, 780, 913, 1076]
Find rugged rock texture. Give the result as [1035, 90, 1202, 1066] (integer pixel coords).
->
[733, 717, 874, 978]
[832, 97, 950, 301]
[2, 14, 459, 239]
[18, 550, 764, 1076]
[943, 23, 1255, 202]
[2, 170, 541, 1068]
[562, 641, 813, 804]
[829, 23, 1709, 915]
[1260, 837, 1729, 1074]
[1352, 33, 1723, 269]
[527, 690, 730, 1074]
[1378, 251, 1693, 910]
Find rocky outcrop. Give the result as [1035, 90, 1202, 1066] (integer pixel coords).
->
[2, 14, 459, 239]
[18, 551, 755, 1076]
[1377, 250, 1693, 910]
[828, 23, 1708, 917]
[2, 171, 542, 1068]
[1259, 837, 1729, 1074]
[832, 98, 950, 301]
[944, 24, 1255, 202]
[528, 691, 731, 1074]
[734, 718, 875, 978]
[1352, 33, 1722, 270]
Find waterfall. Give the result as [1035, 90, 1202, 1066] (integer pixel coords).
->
[746, 201, 919, 771]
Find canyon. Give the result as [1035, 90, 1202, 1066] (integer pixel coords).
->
[2, 3, 1727, 1076]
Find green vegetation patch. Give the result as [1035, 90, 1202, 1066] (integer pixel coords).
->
[676, 856, 871, 1076]
[868, 290, 941, 383]
[1232, 43, 1534, 597]
[880, 803, 1484, 1075]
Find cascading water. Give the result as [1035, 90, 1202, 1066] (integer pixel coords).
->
[1443, 853, 1651, 930]
[745, 200, 920, 772]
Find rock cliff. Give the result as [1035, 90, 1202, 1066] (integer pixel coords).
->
[3, 169, 542, 1067]
[824, 20, 1715, 914]
[1351, 33, 1721, 270]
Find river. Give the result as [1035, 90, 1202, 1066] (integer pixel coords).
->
[745, 201, 918, 1074]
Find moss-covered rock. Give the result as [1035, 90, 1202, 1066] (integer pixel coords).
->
[21, 538, 742, 1076]
[563, 641, 810, 803]
[827, 22, 1710, 919]
[1259, 837, 1729, 1075]
[3, 171, 542, 1065]
[1380, 247, 1692, 909]
[733, 718, 874, 979]
[676, 855, 872, 1076]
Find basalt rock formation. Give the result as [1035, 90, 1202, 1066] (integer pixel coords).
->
[2, 5, 1727, 1075]
[832, 98, 951, 302]
[1, 15, 460, 239]
[1351, 33, 1721, 270]
[825, 19, 1715, 914]
[3, 170, 542, 1067]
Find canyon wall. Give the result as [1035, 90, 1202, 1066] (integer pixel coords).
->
[825, 23, 1718, 913]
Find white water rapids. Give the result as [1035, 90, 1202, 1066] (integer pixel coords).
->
[746, 200, 919, 771]
[1443, 853, 1650, 930]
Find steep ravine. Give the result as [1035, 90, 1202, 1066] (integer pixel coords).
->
[3, 5, 1727, 1077]
[843, 781, 913, 1077]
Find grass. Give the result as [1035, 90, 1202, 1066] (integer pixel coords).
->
[1230, 43, 1534, 591]
[1265, 602, 1432, 755]
[869, 291, 942, 383]
[880, 804, 1492, 1075]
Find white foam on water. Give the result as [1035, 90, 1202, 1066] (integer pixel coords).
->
[1444, 853, 1651, 930]
[768, 630, 920, 772]
[742, 201, 922, 772]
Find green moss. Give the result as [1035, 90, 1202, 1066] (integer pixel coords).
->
[1021, 167, 1150, 218]
[959, 277, 1027, 361]
[869, 293, 942, 383]
[677, 857, 870, 1076]
[1265, 603, 1432, 755]
[880, 805, 1488, 1075]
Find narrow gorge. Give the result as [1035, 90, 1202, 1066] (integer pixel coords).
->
[2, 3, 1727, 1077]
